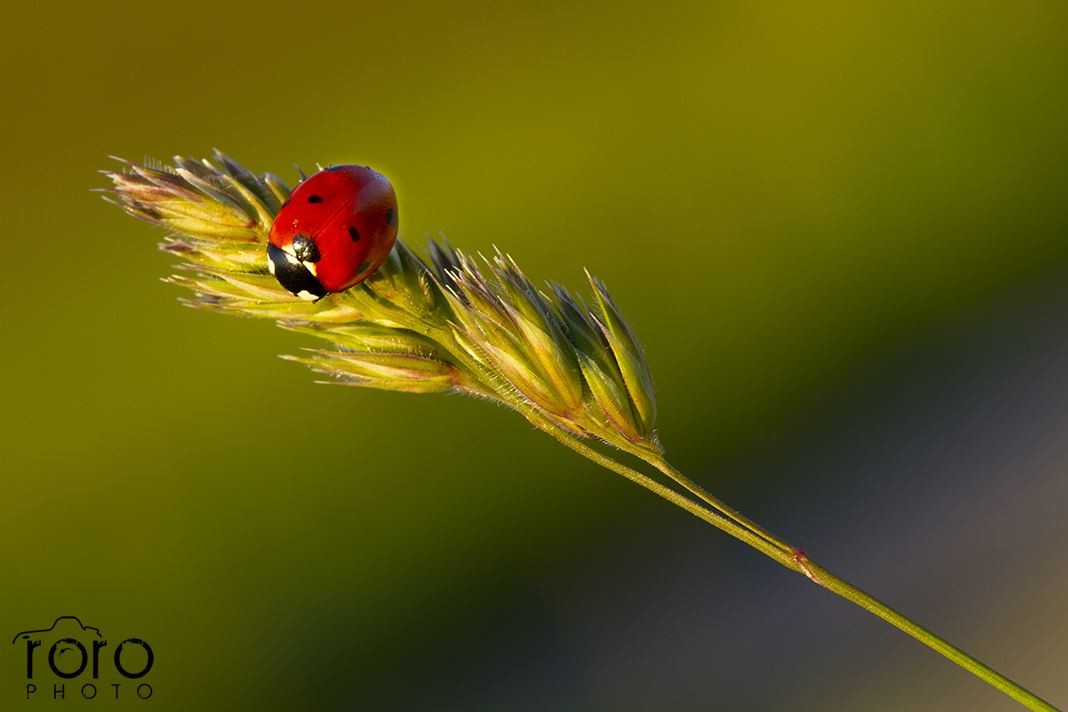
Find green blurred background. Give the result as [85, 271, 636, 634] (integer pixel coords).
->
[2, 1, 1066, 709]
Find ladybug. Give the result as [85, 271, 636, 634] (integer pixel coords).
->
[267, 165, 399, 300]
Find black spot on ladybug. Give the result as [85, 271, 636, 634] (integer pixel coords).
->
[348, 226, 361, 241]
[291, 235, 321, 263]
[307, 194, 324, 204]
[385, 208, 397, 227]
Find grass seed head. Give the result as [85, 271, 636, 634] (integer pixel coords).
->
[103, 153, 662, 453]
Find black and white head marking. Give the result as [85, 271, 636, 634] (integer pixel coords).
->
[267, 243, 327, 301]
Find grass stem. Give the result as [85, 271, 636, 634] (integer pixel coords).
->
[564, 439, 1058, 711]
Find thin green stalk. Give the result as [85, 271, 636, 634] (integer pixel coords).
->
[806, 561, 1057, 711]
[628, 445, 797, 557]
[567, 440, 1059, 711]
[527, 414, 800, 570]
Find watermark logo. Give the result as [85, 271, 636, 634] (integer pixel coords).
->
[11, 616, 154, 701]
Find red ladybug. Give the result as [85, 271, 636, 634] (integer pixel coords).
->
[267, 165, 399, 300]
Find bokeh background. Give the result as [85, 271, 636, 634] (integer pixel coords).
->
[2, 1, 1066, 710]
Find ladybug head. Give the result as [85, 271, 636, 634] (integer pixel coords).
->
[267, 239, 327, 301]
[289, 235, 320, 263]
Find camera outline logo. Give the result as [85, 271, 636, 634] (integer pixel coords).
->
[11, 615, 154, 701]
